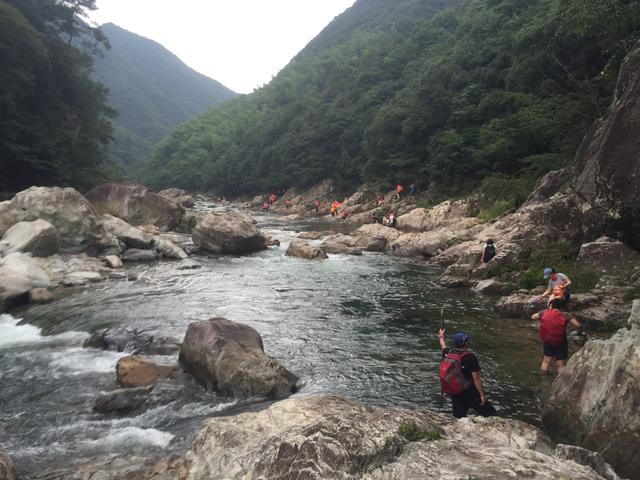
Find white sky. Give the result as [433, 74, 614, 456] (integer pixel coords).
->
[91, 0, 356, 94]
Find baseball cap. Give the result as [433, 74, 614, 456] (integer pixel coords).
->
[453, 332, 470, 347]
[543, 267, 554, 279]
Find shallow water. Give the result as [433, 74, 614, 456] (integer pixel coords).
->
[0, 211, 549, 477]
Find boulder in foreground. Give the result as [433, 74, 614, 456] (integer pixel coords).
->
[1, 219, 59, 257]
[179, 318, 297, 399]
[192, 212, 266, 255]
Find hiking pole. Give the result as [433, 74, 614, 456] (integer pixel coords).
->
[440, 307, 445, 330]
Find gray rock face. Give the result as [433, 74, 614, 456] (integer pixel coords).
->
[84, 328, 181, 355]
[179, 318, 298, 399]
[169, 395, 609, 480]
[155, 238, 188, 260]
[396, 200, 471, 231]
[321, 234, 364, 255]
[1, 219, 59, 257]
[573, 47, 640, 250]
[543, 305, 640, 479]
[101, 214, 155, 249]
[1, 252, 51, 288]
[285, 239, 328, 260]
[192, 212, 266, 255]
[10, 187, 118, 255]
[0, 451, 14, 480]
[0, 201, 26, 238]
[158, 188, 195, 208]
[122, 249, 159, 262]
[0, 265, 31, 312]
[85, 183, 184, 231]
[577, 236, 640, 272]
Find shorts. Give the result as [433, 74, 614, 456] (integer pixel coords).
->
[543, 338, 568, 360]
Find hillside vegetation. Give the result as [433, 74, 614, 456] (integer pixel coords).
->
[141, 0, 639, 204]
[92, 23, 237, 175]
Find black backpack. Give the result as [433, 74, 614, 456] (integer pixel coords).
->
[483, 244, 496, 262]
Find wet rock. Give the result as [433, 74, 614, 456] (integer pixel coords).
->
[116, 356, 176, 388]
[158, 232, 192, 247]
[473, 278, 512, 296]
[285, 239, 328, 260]
[109, 271, 127, 279]
[155, 238, 188, 260]
[184, 245, 201, 255]
[1, 252, 51, 288]
[1, 219, 59, 257]
[101, 214, 154, 249]
[542, 305, 640, 479]
[93, 386, 154, 414]
[85, 183, 184, 231]
[122, 248, 159, 262]
[177, 261, 202, 271]
[192, 211, 267, 255]
[10, 187, 118, 255]
[30, 288, 54, 304]
[320, 234, 363, 255]
[439, 275, 473, 288]
[0, 267, 30, 310]
[264, 235, 280, 247]
[0, 451, 14, 480]
[298, 231, 329, 240]
[84, 328, 181, 355]
[62, 271, 103, 286]
[104, 255, 123, 269]
[169, 395, 608, 480]
[577, 236, 640, 272]
[158, 188, 195, 208]
[179, 317, 298, 399]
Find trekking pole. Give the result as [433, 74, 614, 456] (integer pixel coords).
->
[440, 307, 444, 330]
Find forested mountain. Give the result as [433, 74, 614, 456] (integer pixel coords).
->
[142, 0, 639, 205]
[92, 23, 237, 175]
[0, 0, 112, 193]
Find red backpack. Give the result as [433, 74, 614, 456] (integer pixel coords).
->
[540, 309, 567, 347]
[440, 350, 471, 395]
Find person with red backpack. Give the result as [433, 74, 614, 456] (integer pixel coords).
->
[531, 298, 582, 374]
[438, 329, 497, 418]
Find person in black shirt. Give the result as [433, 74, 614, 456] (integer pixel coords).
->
[481, 239, 497, 264]
[439, 329, 497, 418]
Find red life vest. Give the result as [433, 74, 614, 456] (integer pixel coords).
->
[439, 350, 471, 395]
[540, 309, 567, 347]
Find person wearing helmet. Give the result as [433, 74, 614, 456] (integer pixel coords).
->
[438, 329, 497, 418]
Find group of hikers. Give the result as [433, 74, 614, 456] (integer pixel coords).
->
[439, 239, 581, 418]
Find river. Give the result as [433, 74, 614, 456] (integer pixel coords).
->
[0, 210, 548, 478]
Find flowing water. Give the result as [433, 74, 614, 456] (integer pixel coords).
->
[0, 210, 549, 478]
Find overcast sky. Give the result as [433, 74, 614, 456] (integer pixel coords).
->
[91, 0, 356, 94]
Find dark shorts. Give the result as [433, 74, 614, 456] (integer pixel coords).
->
[543, 338, 568, 360]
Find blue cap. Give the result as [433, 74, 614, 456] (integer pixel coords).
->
[453, 332, 470, 347]
[543, 267, 554, 279]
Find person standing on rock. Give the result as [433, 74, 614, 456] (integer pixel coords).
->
[438, 329, 497, 418]
[480, 239, 496, 264]
[540, 267, 572, 308]
[531, 298, 582, 374]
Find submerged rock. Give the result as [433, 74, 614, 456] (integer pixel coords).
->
[179, 318, 298, 399]
[84, 328, 181, 355]
[285, 238, 328, 260]
[0, 451, 14, 480]
[1, 219, 59, 257]
[93, 386, 154, 414]
[192, 212, 267, 255]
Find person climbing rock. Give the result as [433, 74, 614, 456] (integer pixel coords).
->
[438, 329, 497, 418]
[541, 267, 572, 308]
[481, 239, 496, 264]
[531, 298, 582, 374]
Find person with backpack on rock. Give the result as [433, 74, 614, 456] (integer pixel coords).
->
[480, 239, 496, 264]
[439, 329, 497, 418]
[531, 298, 582, 374]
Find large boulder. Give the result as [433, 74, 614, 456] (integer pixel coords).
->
[116, 356, 176, 388]
[0, 451, 14, 480]
[85, 183, 184, 231]
[320, 234, 363, 255]
[10, 187, 117, 255]
[542, 301, 640, 479]
[1, 252, 51, 288]
[285, 239, 328, 260]
[192, 212, 267, 255]
[154, 238, 188, 260]
[158, 188, 195, 208]
[496, 292, 540, 318]
[573, 47, 640, 250]
[352, 223, 400, 252]
[101, 214, 154, 249]
[170, 395, 610, 480]
[396, 200, 472, 231]
[0, 201, 26, 238]
[179, 318, 298, 399]
[577, 236, 640, 272]
[1, 219, 59, 257]
[0, 265, 31, 311]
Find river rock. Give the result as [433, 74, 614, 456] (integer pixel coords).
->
[85, 183, 184, 231]
[10, 187, 118, 255]
[158, 188, 195, 208]
[1, 219, 59, 257]
[122, 248, 159, 262]
[577, 236, 640, 272]
[30, 288, 54, 304]
[320, 234, 363, 255]
[352, 223, 400, 251]
[542, 304, 640, 479]
[104, 255, 123, 269]
[101, 214, 155, 249]
[179, 318, 298, 399]
[298, 231, 329, 240]
[473, 278, 512, 296]
[155, 238, 188, 260]
[395, 200, 471, 231]
[0, 201, 26, 238]
[1, 252, 51, 288]
[93, 385, 154, 414]
[62, 271, 103, 286]
[84, 328, 181, 355]
[116, 356, 176, 388]
[170, 395, 609, 480]
[192, 212, 267, 255]
[0, 265, 32, 312]
[285, 239, 328, 260]
[0, 451, 14, 480]
[496, 292, 539, 318]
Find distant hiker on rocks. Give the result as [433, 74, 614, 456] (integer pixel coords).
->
[409, 183, 417, 196]
[395, 183, 404, 200]
[262, 202, 270, 211]
[330, 200, 341, 217]
[314, 200, 320, 213]
[531, 299, 582, 374]
[481, 239, 496, 264]
[439, 329, 497, 418]
[541, 267, 572, 308]
[340, 209, 350, 220]
[383, 211, 396, 227]
[285, 199, 291, 209]
[378, 194, 385, 206]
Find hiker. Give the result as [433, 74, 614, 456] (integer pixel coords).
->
[285, 199, 291, 209]
[262, 202, 270, 211]
[378, 194, 385, 206]
[531, 298, 582, 374]
[340, 209, 350, 220]
[314, 200, 320, 213]
[541, 267, 572, 307]
[330, 200, 341, 217]
[409, 183, 417, 196]
[480, 239, 496, 264]
[439, 329, 497, 418]
[382, 212, 396, 227]
[395, 183, 404, 200]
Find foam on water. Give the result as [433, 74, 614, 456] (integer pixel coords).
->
[0, 314, 86, 350]
[79, 427, 174, 451]
[47, 347, 125, 375]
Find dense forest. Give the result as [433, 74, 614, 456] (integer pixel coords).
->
[92, 23, 237, 176]
[141, 0, 640, 207]
[0, 0, 113, 192]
